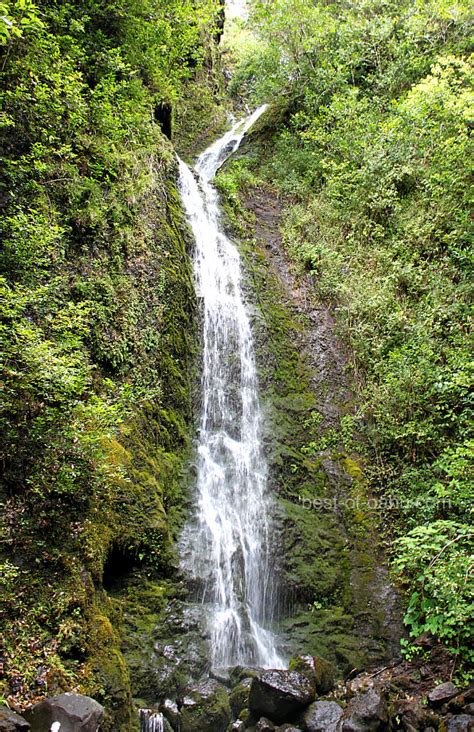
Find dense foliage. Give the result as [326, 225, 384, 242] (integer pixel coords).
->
[0, 0, 218, 720]
[229, 0, 473, 673]
[1, 0, 472, 719]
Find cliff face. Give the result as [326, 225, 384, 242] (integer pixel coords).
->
[1, 125, 198, 731]
[0, 2, 222, 727]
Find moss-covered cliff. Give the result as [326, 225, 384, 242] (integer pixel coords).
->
[0, 1, 224, 727]
[214, 159, 402, 674]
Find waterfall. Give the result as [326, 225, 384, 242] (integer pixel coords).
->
[226, 0, 248, 20]
[139, 709, 165, 732]
[178, 107, 284, 669]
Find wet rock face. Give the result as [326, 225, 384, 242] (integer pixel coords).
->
[341, 688, 388, 731]
[302, 700, 344, 732]
[131, 601, 211, 701]
[249, 670, 316, 723]
[23, 694, 104, 732]
[179, 679, 231, 732]
[0, 707, 30, 731]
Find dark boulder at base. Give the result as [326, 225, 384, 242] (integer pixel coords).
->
[276, 727, 303, 732]
[302, 700, 343, 732]
[391, 698, 430, 731]
[342, 688, 388, 731]
[249, 670, 315, 724]
[290, 655, 336, 695]
[255, 717, 275, 732]
[0, 707, 30, 731]
[179, 679, 231, 732]
[428, 682, 459, 706]
[256, 718, 276, 731]
[446, 715, 474, 731]
[23, 694, 103, 732]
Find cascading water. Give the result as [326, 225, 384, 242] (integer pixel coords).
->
[178, 107, 285, 669]
[139, 709, 165, 732]
[226, 0, 248, 20]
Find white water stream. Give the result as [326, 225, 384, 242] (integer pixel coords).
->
[178, 107, 284, 669]
[226, 0, 248, 20]
[139, 709, 165, 732]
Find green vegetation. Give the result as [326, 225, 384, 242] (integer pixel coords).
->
[0, 0, 221, 724]
[215, 172, 398, 672]
[1, 0, 472, 723]
[226, 0, 473, 675]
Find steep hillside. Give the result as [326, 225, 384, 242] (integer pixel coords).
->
[0, 1, 222, 727]
[224, 0, 473, 678]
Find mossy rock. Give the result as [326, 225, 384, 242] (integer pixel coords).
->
[84, 648, 134, 732]
[289, 655, 336, 695]
[180, 679, 231, 732]
[229, 678, 253, 717]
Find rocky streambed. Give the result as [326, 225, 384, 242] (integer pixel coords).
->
[3, 648, 473, 731]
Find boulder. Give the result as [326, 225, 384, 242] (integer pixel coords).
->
[0, 707, 30, 732]
[229, 666, 264, 686]
[276, 727, 303, 732]
[180, 679, 231, 732]
[256, 718, 276, 732]
[290, 656, 335, 695]
[302, 701, 343, 732]
[160, 699, 180, 731]
[229, 678, 252, 717]
[427, 682, 459, 706]
[391, 699, 427, 732]
[249, 670, 316, 723]
[446, 715, 474, 732]
[229, 722, 245, 732]
[342, 688, 388, 731]
[450, 694, 473, 713]
[465, 688, 474, 704]
[23, 694, 103, 732]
